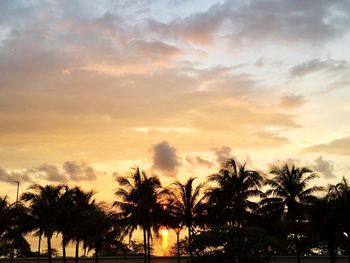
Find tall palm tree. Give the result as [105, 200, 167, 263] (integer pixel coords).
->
[21, 184, 65, 263]
[56, 186, 75, 263]
[328, 177, 350, 263]
[207, 159, 264, 227]
[167, 177, 206, 259]
[84, 206, 119, 263]
[309, 195, 339, 263]
[3, 201, 33, 258]
[0, 196, 19, 257]
[260, 164, 322, 263]
[114, 167, 163, 263]
[0, 196, 12, 245]
[69, 187, 96, 263]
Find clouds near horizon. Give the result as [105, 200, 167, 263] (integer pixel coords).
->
[0, 162, 99, 184]
[0, 0, 349, 188]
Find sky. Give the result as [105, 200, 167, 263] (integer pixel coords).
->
[0, 0, 350, 205]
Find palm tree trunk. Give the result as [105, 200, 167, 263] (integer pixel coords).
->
[95, 247, 99, 263]
[328, 239, 335, 263]
[62, 235, 67, 263]
[75, 239, 80, 263]
[143, 229, 147, 263]
[188, 226, 193, 262]
[47, 236, 52, 263]
[294, 232, 300, 263]
[147, 228, 151, 263]
[37, 234, 41, 263]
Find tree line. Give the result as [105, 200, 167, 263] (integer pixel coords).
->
[0, 159, 350, 263]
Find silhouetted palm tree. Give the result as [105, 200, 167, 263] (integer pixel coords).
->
[69, 187, 96, 263]
[0, 196, 16, 257]
[309, 195, 339, 263]
[260, 164, 322, 263]
[56, 186, 75, 263]
[167, 177, 206, 259]
[0, 196, 12, 244]
[114, 167, 163, 263]
[329, 177, 350, 263]
[84, 205, 119, 263]
[21, 184, 65, 263]
[207, 159, 264, 227]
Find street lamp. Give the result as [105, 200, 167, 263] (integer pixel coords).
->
[14, 181, 20, 204]
[11, 181, 20, 263]
[174, 227, 181, 263]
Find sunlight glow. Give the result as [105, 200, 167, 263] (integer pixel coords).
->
[161, 228, 170, 255]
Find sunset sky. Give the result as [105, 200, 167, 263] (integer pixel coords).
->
[1, 0, 350, 206]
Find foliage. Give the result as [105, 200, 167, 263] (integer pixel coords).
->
[191, 226, 283, 263]
[127, 241, 145, 255]
[207, 159, 264, 226]
[0, 161, 349, 263]
[169, 237, 190, 256]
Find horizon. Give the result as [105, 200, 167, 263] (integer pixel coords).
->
[1, 0, 350, 259]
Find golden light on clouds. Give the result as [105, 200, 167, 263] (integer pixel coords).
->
[0, 0, 348, 204]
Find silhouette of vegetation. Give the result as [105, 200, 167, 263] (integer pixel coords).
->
[206, 159, 264, 227]
[1, 160, 350, 262]
[114, 167, 165, 263]
[166, 177, 206, 260]
[260, 165, 323, 263]
[191, 226, 283, 263]
[169, 237, 190, 256]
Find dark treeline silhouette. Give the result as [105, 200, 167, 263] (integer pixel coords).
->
[0, 159, 350, 263]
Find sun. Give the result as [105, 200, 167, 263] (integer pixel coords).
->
[160, 228, 170, 254]
[161, 228, 169, 237]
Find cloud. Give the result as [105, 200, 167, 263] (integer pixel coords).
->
[290, 59, 349, 77]
[151, 141, 181, 176]
[0, 167, 33, 184]
[305, 136, 350, 156]
[268, 158, 302, 170]
[36, 164, 67, 182]
[279, 95, 306, 109]
[211, 146, 232, 165]
[63, 161, 97, 181]
[311, 156, 336, 178]
[186, 155, 214, 168]
[3, 0, 345, 167]
[0, 161, 98, 184]
[148, 0, 350, 46]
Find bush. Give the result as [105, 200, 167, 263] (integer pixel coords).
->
[191, 226, 284, 263]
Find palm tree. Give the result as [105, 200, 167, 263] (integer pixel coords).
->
[21, 184, 65, 263]
[328, 177, 350, 263]
[0, 196, 18, 257]
[114, 167, 163, 263]
[0, 196, 12, 245]
[83, 205, 119, 263]
[69, 187, 96, 263]
[3, 201, 33, 258]
[260, 164, 323, 263]
[56, 186, 75, 263]
[167, 177, 206, 259]
[207, 159, 264, 227]
[309, 195, 339, 263]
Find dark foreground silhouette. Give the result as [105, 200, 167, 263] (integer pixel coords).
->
[1, 159, 350, 263]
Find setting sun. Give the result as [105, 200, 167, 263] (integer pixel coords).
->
[161, 228, 169, 237]
[1, 1, 350, 262]
[160, 228, 170, 255]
